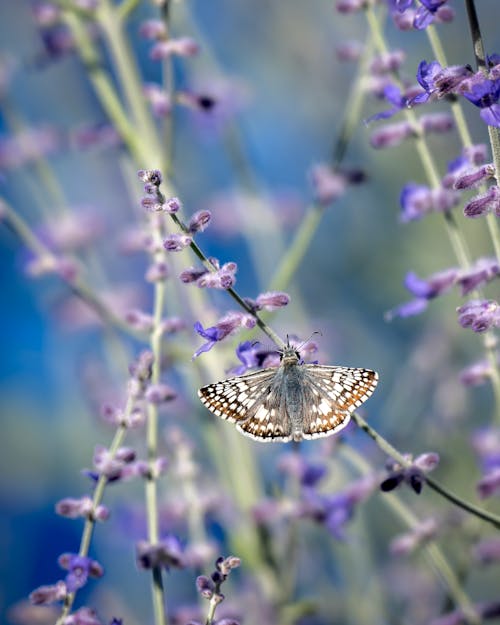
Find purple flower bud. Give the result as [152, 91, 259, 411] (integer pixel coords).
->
[477, 467, 500, 498]
[55, 496, 94, 519]
[473, 537, 500, 564]
[144, 83, 172, 118]
[150, 37, 199, 60]
[336, 0, 366, 14]
[309, 164, 347, 205]
[404, 269, 457, 299]
[145, 261, 169, 282]
[390, 518, 438, 555]
[180, 266, 209, 283]
[336, 40, 363, 62]
[255, 291, 290, 311]
[144, 383, 177, 404]
[459, 360, 491, 386]
[400, 184, 433, 222]
[458, 257, 500, 295]
[369, 50, 406, 75]
[454, 164, 495, 189]
[125, 309, 154, 331]
[139, 19, 167, 40]
[420, 112, 454, 134]
[138, 169, 162, 185]
[29, 581, 67, 605]
[464, 185, 500, 218]
[163, 233, 193, 251]
[217, 555, 241, 575]
[58, 554, 104, 592]
[414, 452, 440, 472]
[165, 197, 181, 213]
[188, 210, 212, 233]
[370, 121, 416, 149]
[196, 575, 215, 599]
[457, 299, 500, 333]
[161, 316, 186, 334]
[63, 607, 103, 625]
[141, 196, 164, 212]
[136, 536, 185, 569]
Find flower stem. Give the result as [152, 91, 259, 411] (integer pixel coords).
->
[56, 403, 132, 625]
[351, 412, 500, 530]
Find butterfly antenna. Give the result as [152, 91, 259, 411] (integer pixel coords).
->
[296, 330, 322, 351]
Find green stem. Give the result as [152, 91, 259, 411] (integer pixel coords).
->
[351, 412, 500, 530]
[56, 404, 132, 625]
[1, 198, 140, 337]
[340, 446, 480, 624]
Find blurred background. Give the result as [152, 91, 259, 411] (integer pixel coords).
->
[1, 1, 500, 624]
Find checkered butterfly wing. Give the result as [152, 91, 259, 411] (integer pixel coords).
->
[198, 366, 294, 442]
[300, 365, 378, 439]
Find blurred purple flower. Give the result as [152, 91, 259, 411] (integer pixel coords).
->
[194, 312, 256, 358]
[336, 40, 363, 62]
[150, 37, 199, 61]
[63, 607, 103, 625]
[471, 428, 500, 474]
[144, 83, 172, 117]
[370, 120, 415, 149]
[457, 299, 500, 333]
[55, 496, 108, 522]
[457, 257, 500, 294]
[463, 185, 500, 218]
[386, 268, 457, 320]
[459, 359, 491, 387]
[163, 233, 193, 252]
[365, 84, 407, 123]
[29, 581, 67, 605]
[136, 536, 185, 569]
[381, 453, 439, 494]
[390, 518, 438, 555]
[414, 0, 453, 29]
[58, 554, 104, 592]
[188, 210, 212, 233]
[460, 71, 500, 127]
[453, 164, 495, 190]
[309, 164, 347, 205]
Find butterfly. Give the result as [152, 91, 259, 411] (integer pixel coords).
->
[198, 344, 378, 442]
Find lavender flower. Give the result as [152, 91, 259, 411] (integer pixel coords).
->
[29, 581, 67, 605]
[193, 311, 256, 357]
[460, 71, 500, 127]
[457, 299, 500, 333]
[457, 257, 500, 294]
[136, 536, 185, 569]
[463, 186, 500, 218]
[163, 233, 193, 252]
[309, 164, 347, 205]
[380, 452, 439, 494]
[55, 496, 109, 521]
[390, 518, 438, 555]
[413, 0, 454, 30]
[63, 607, 103, 625]
[386, 268, 457, 320]
[58, 553, 104, 592]
[473, 537, 500, 564]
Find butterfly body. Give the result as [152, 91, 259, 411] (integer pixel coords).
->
[198, 346, 378, 443]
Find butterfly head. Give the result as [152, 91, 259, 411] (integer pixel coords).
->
[279, 342, 301, 366]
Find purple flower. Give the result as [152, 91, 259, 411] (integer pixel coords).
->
[386, 268, 457, 320]
[400, 183, 433, 221]
[370, 50, 406, 75]
[414, 0, 453, 30]
[457, 299, 500, 333]
[163, 233, 193, 252]
[380, 453, 439, 494]
[136, 536, 185, 569]
[477, 467, 500, 498]
[473, 537, 500, 564]
[144, 83, 171, 117]
[93, 445, 137, 480]
[471, 428, 500, 474]
[463, 186, 500, 218]
[459, 360, 491, 387]
[457, 257, 500, 294]
[196, 262, 238, 289]
[370, 121, 415, 149]
[150, 37, 199, 61]
[453, 164, 495, 190]
[193, 312, 256, 358]
[139, 19, 166, 40]
[309, 164, 347, 205]
[188, 210, 212, 233]
[460, 72, 500, 127]
[63, 607, 103, 625]
[58, 554, 104, 592]
[55, 496, 108, 521]
[144, 383, 177, 404]
[29, 581, 67, 605]
[390, 518, 438, 555]
[336, 40, 363, 62]
[412, 60, 472, 105]
[365, 84, 407, 123]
